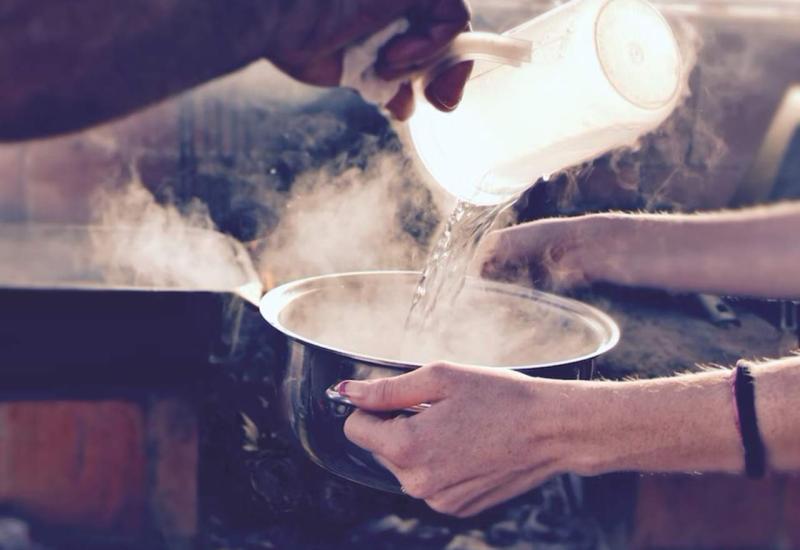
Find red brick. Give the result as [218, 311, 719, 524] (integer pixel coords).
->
[0, 400, 147, 532]
[0, 395, 198, 542]
[146, 398, 198, 539]
[632, 474, 783, 549]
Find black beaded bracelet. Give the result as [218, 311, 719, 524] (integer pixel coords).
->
[733, 364, 767, 479]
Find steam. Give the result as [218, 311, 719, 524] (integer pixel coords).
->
[2, 5, 783, 370]
[279, 273, 605, 367]
[85, 171, 258, 291]
[636, 16, 726, 210]
[256, 145, 439, 284]
[545, 15, 704, 212]
[559, 9, 799, 213]
[255, 11, 712, 366]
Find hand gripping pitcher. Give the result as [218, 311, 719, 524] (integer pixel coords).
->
[406, 0, 683, 205]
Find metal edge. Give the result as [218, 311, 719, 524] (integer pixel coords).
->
[260, 270, 621, 371]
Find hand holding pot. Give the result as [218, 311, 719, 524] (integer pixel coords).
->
[341, 362, 595, 517]
[341, 359, 800, 517]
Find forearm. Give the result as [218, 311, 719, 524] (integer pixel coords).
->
[0, 0, 276, 140]
[569, 355, 800, 476]
[584, 202, 800, 299]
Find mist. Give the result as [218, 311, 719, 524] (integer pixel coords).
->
[255, 147, 440, 285]
[279, 273, 606, 367]
[87, 171, 258, 291]
[3, 3, 790, 368]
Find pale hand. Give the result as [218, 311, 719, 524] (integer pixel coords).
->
[340, 362, 592, 517]
[340, 360, 773, 517]
[475, 205, 800, 299]
[472, 215, 608, 290]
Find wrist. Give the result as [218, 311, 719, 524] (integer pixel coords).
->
[522, 379, 611, 476]
[569, 373, 745, 476]
[558, 381, 622, 476]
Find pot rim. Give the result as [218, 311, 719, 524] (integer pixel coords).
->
[260, 270, 620, 370]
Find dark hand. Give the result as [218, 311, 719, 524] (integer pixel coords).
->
[265, 0, 472, 120]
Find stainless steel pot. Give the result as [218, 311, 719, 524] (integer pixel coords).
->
[260, 271, 619, 493]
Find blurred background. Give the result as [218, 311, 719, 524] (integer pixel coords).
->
[0, 1, 799, 549]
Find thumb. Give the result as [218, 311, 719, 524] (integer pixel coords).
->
[337, 365, 449, 412]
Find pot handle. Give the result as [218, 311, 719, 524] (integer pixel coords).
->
[325, 384, 431, 415]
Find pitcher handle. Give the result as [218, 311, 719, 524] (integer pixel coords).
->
[417, 32, 532, 88]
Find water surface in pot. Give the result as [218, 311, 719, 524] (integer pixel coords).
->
[274, 272, 615, 368]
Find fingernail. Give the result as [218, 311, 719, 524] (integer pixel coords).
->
[337, 380, 365, 398]
[430, 89, 459, 111]
[346, 381, 366, 398]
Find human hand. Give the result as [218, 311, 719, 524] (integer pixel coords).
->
[340, 362, 594, 517]
[265, 0, 472, 120]
[472, 215, 612, 291]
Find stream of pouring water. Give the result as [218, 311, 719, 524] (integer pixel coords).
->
[405, 198, 514, 334]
